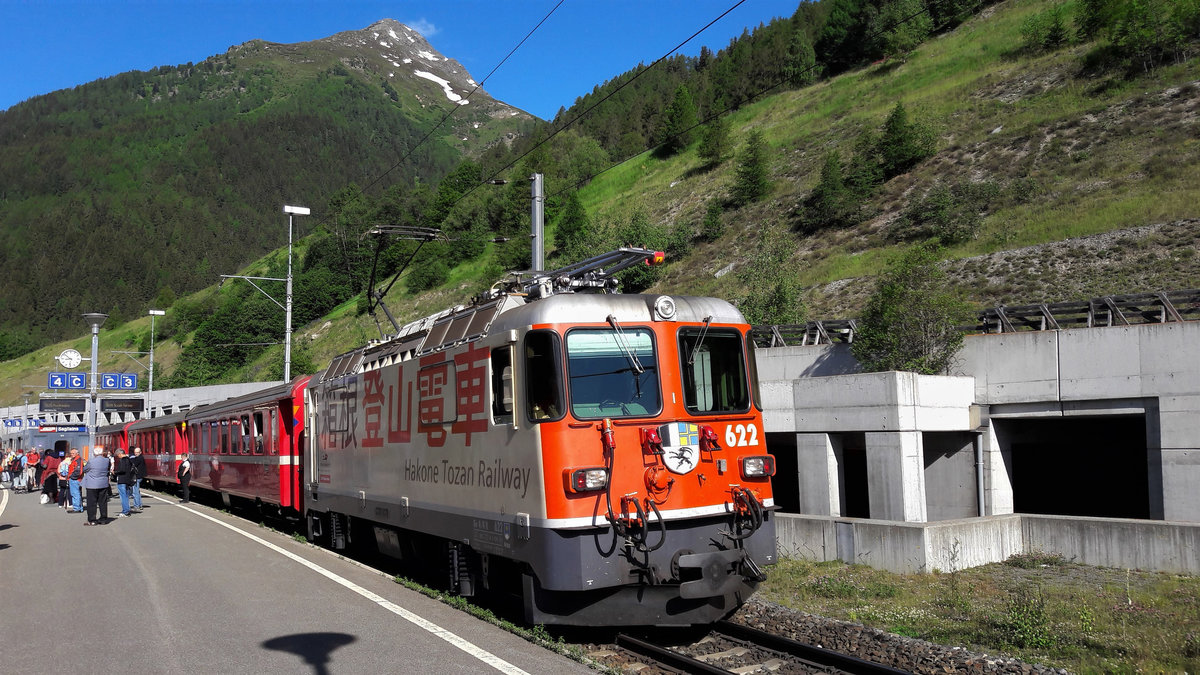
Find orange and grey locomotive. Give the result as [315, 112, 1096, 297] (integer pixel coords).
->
[303, 248, 776, 625]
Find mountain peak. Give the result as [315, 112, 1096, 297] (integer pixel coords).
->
[318, 19, 494, 110]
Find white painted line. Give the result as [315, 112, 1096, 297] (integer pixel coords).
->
[151, 495, 529, 675]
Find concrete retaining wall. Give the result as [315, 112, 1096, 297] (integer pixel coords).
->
[775, 512, 1200, 574]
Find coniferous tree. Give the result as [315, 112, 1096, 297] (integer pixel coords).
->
[655, 85, 699, 156]
[877, 102, 934, 179]
[730, 129, 771, 206]
[697, 116, 732, 166]
[784, 31, 820, 86]
[801, 151, 857, 231]
[700, 199, 725, 242]
[553, 192, 591, 259]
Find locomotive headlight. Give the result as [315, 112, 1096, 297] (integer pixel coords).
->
[740, 455, 776, 479]
[565, 467, 609, 493]
[653, 295, 676, 321]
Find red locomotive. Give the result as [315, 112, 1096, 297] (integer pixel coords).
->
[100, 248, 776, 626]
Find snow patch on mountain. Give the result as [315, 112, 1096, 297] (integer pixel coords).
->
[414, 70, 468, 105]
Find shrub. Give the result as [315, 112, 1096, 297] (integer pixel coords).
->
[851, 243, 970, 374]
[1003, 586, 1055, 649]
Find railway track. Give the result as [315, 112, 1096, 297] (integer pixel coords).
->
[594, 620, 910, 674]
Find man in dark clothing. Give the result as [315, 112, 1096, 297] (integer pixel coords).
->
[178, 452, 191, 503]
[129, 447, 147, 512]
[112, 449, 134, 517]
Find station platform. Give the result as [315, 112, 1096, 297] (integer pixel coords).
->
[0, 485, 593, 674]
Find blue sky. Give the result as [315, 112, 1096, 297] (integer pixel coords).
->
[0, 0, 801, 119]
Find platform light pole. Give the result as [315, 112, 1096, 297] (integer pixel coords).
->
[148, 309, 165, 417]
[82, 312, 108, 452]
[282, 205, 308, 383]
[219, 204, 307, 384]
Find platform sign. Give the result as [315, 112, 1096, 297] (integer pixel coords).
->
[48, 372, 67, 389]
[66, 373, 86, 389]
[100, 398, 144, 412]
[39, 398, 86, 413]
[100, 373, 138, 390]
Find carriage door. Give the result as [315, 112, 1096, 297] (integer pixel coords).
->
[305, 385, 319, 495]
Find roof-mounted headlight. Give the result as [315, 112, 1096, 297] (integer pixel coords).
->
[653, 295, 676, 321]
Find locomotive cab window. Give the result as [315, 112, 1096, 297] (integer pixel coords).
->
[566, 328, 660, 419]
[524, 331, 563, 422]
[678, 327, 750, 414]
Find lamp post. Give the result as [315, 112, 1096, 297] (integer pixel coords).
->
[282, 204, 308, 383]
[82, 312, 108, 451]
[219, 204, 307, 384]
[148, 309, 165, 417]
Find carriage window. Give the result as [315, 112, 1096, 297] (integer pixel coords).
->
[252, 412, 265, 454]
[220, 420, 230, 454]
[240, 414, 252, 454]
[267, 409, 277, 455]
[524, 332, 563, 423]
[677, 328, 750, 414]
[491, 346, 513, 425]
[565, 328, 660, 419]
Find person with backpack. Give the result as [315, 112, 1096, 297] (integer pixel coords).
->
[65, 448, 84, 513]
[56, 452, 71, 508]
[177, 452, 191, 503]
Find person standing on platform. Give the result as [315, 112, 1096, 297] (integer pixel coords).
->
[81, 446, 111, 526]
[65, 448, 84, 513]
[41, 450, 61, 504]
[177, 452, 192, 503]
[129, 447, 146, 513]
[112, 449, 134, 518]
[56, 452, 71, 508]
[22, 448, 38, 493]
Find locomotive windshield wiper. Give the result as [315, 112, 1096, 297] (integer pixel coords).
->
[606, 315, 644, 374]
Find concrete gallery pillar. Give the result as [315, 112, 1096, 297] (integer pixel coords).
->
[795, 432, 844, 516]
[1152, 395, 1200, 521]
[865, 431, 927, 522]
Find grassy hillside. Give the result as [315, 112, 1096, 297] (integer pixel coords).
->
[570, 0, 1199, 316]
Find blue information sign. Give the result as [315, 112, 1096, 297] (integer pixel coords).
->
[66, 373, 86, 389]
[48, 372, 67, 389]
[100, 373, 138, 390]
